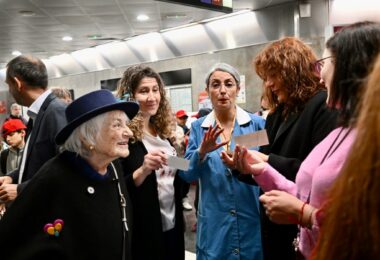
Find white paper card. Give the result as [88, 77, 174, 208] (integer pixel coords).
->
[233, 129, 269, 148]
[167, 155, 190, 171]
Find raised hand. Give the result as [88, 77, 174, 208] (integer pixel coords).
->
[199, 124, 228, 159]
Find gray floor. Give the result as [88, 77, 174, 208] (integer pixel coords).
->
[184, 183, 197, 253]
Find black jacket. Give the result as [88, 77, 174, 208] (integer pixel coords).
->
[120, 140, 185, 260]
[9, 93, 67, 193]
[0, 152, 132, 260]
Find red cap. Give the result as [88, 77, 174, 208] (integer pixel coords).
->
[2, 119, 27, 138]
[176, 109, 188, 119]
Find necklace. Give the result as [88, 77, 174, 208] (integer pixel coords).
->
[215, 112, 236, 155]
[110, 163, 128, 260]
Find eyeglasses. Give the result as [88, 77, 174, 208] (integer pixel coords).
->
[314, 56, 333, 76]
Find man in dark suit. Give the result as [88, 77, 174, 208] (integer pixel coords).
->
[0, 55, 67, 202]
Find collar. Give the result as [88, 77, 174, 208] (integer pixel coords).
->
[201, 106, 251, 128]
[27, 89, 52, 120]
[63, 151, 111, 181]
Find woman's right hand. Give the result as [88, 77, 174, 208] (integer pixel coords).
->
[199, 124, 228, 160]
[141, 150, 167, 175]
[133, 150, 167, 186]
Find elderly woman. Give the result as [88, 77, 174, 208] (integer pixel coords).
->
[180, 63, 265, 259]
[231, 22, 380, 259]
[0, 89, 139, 260]
[116, 65, 184, 260]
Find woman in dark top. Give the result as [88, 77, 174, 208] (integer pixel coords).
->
[250, 37, 337, 260]
[0, 89, 139, 260]
[116, 65, 184, 260]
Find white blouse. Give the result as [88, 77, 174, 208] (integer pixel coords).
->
[142, 133, 177, 231]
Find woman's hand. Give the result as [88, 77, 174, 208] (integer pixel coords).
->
[259, 190, 304, 225]
[199, 124, 228, 160]
[221, 151, 235, 169]
[141, 150, 167, 174]
[230, 145, 266, 175]
[133, 150, 167, 186]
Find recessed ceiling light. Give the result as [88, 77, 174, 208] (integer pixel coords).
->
[137, 14, 149, 21]
[19, 10, 36, 17]
[12, 50, 22, 56]
[62, 36, 73, 41]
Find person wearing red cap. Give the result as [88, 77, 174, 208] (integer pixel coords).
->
[175, 109, 189, 136]
[0, 119, 26, 176]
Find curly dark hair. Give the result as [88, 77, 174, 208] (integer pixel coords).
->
[116, 65, 172, 141]
[254, 37, 325, 118]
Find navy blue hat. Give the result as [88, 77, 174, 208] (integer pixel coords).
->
[55, 89, 139, 145]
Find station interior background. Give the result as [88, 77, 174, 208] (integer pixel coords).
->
[0, 0, 378, 121]
[0, 0, 378, 257]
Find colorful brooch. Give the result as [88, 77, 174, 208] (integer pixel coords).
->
[44, 219, 64, 237]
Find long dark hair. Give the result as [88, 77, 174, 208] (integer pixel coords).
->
[326, 21, 380, 127]
[312, 53, 380, 260]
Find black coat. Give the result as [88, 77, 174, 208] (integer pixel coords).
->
[120, 140, 185, 260]
[260, 91, 338, 260]
[0, 152, 133, 260]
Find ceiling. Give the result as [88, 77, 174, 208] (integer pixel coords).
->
[0, 0, 294, 68]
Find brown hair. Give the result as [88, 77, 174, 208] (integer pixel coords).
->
[116, 65, 172, 141]
[254, 37, 325, 117]
[312, 54, 380, 260]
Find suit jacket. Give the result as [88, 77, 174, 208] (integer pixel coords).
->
[259, 91, 338, 260]
[120, 140, 185, 260]
[0, 151, 132, 260]
[9, 93, 67, 192]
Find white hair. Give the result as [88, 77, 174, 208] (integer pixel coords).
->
[11, 103, 21, 109]
[63, 112, 108, 158]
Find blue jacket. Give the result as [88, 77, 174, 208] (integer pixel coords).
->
[180, 106, 265, 260]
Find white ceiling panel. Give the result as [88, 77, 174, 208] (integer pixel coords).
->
[0, 0, 304, 81]
[41, 6, 85, 16]
[162, 24, 217, 56]
[127, 32, 176, 62]
[71, 48, 112, 71]
[30, 0, 77, 7]
[95, 42, 142, 67]
[81, 5, 124, 15]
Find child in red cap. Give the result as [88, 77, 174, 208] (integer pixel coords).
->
[1, 119, 26, 175]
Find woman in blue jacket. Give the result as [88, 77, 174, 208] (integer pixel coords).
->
[180, 63, 265, 259]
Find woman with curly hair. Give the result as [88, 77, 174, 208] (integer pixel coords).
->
[241, 37, 338, 260]
[231, 22, 380, 259]
[116, 65, 184, 260]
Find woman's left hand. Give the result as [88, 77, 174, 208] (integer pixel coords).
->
[259, 190, 303, 225]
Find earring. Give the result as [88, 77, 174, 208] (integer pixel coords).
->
[89, 145, 95, 151]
